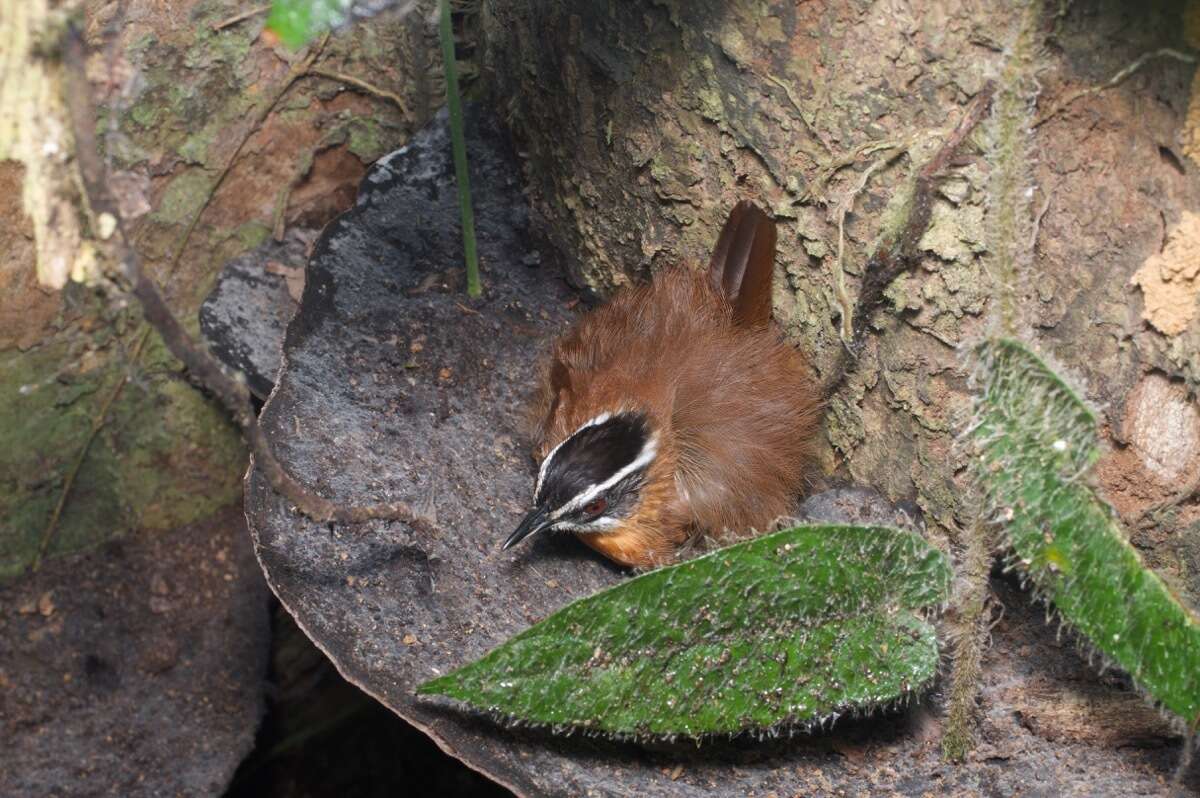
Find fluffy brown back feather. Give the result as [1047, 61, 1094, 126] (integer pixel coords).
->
[528, 202, 819, 565]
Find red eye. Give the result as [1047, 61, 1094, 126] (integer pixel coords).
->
[584, 497, 607, 516]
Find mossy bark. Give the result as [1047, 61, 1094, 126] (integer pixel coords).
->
[480, 0, 1200, 761]
[0, 0, 442, 579]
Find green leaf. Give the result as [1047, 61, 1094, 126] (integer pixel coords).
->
[973, 338, 1200, 724]
[418, 525, 951, 738]
[267, 0, 404, 49]
[267, 0, 342, 48]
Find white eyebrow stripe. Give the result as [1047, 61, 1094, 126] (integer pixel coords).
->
[550, 432, 658, 520]
[535, 411, 612, 503]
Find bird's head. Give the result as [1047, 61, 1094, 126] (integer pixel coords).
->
[503, 411, 659, 552]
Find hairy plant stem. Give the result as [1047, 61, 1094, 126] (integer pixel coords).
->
[940, 0, 1044, 762]
[941, 518, 994, 761]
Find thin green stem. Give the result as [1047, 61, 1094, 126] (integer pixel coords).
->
[438, 0, 480, 297]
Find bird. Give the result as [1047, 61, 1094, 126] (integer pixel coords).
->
[502, 201, 821, 568]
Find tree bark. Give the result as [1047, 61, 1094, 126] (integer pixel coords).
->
[0, 0, 438, 576]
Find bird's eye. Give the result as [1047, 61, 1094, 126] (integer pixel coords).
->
[583, 497, 607, 516]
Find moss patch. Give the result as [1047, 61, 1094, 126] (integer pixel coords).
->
[0, 332, 244, 581]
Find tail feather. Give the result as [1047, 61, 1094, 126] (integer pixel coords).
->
[707, 201, 777, 328]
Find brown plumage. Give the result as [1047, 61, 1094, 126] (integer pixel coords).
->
[507, 202, 821, 568]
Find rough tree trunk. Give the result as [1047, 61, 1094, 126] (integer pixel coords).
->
[0, 3, 442, 795]
[477, 0, 1200, 780]
[0, 0, 437, 577]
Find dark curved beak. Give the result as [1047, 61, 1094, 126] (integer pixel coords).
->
[503, 504, 553, 551]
